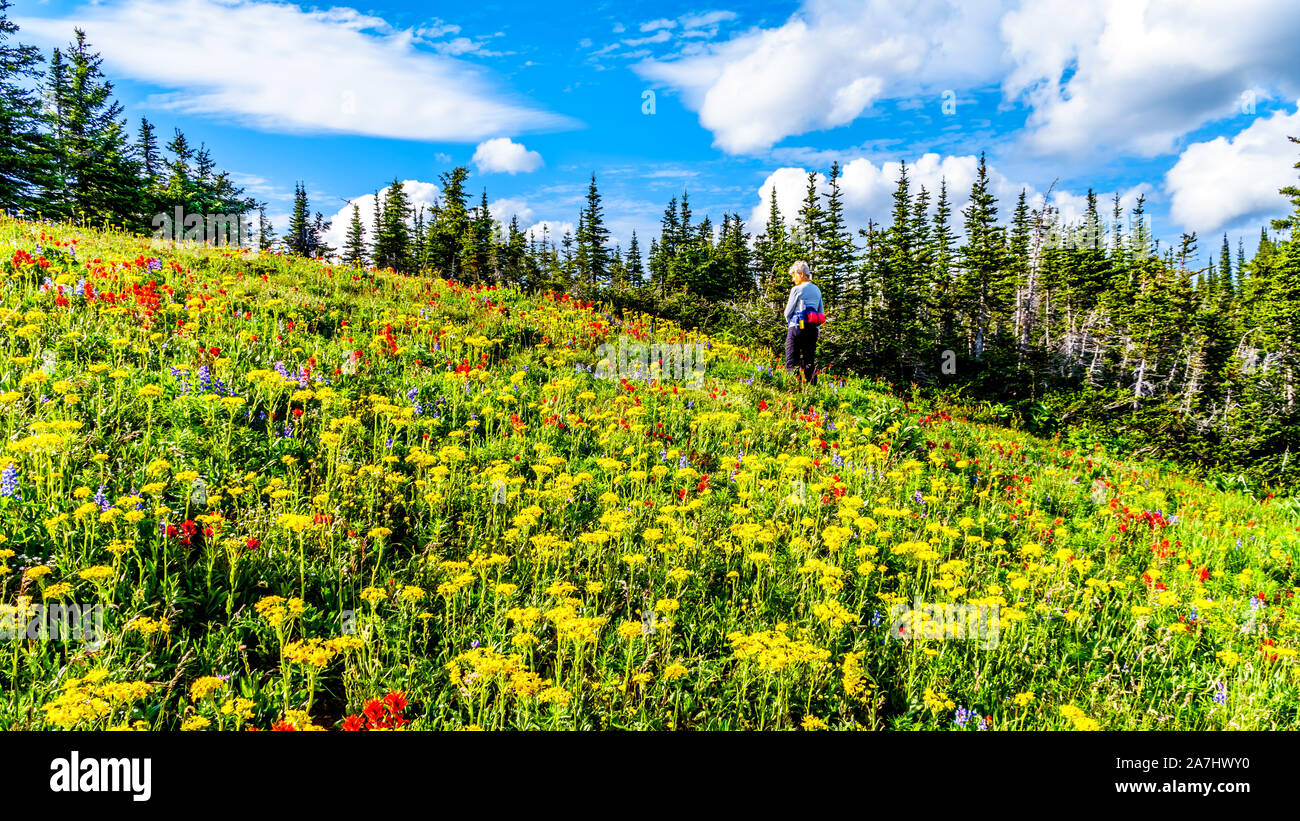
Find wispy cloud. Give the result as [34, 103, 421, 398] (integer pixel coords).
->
[640, 18, 677, 33]
[17, 0, 577, 142]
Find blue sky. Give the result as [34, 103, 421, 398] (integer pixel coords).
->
[12, 0, 1300, 266]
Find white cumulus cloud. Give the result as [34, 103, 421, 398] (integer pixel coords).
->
[524, 220, 575, 242]
[634, 0, 1006, 155]
[1001, 0, 1300, 158]
[488, 197, 537, 227]
[635, 0, 1300, 158]
[471, 138, 545, 174]
[1166, 103, 1300, 234]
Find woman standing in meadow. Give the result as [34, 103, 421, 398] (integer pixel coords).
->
[783, 261, 824, 387]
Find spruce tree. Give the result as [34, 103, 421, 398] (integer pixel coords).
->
[343, 203, 366, 266]
[256, 206, 274, 252]
[958, 152, 1008, 359]
[931, 180, 956, 343]
[136, 118, 159, 183]
[626, 230, 644, 287]
[372, 179, 411, 272]
[754, 187, 789, 309]
[794, 171, 824, 274]
[310, 211, 333, 258]
[192, 143, 216, 212]
[501, 215, 528, 288]
[467, 191, 495, 281]
[910, 184, 933, 354]
[0, 1, 47, 214]
[880, 161, 919, 375]
[820, 161, 854, 308]
[284, 181, 311, 256]
[41, 48, 70, 210]
[411, 205, 428, 272]
[1267, 136, 1300, 411]
[576, 173, 609, 287]
[1007, 189, 1032, 354]
[42, 30, 141, 226]
[1219, 234, 1234, 296]
[719, 214, 753, 299]
[162, 129, 194, 210]
[651, 195, 680, 294]
[134, 117, 162, 221]
[431, 167, 470, 280]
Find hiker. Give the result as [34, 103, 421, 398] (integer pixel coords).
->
[783, 260, 824, 386]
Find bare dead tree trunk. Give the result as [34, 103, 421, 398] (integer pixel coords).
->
[1133, 320, 1154, 409]
[1180, 344, 1197, 414]
[1020, 183, 1055, 365]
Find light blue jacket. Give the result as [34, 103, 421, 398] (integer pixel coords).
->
[783, 281, 824, 328]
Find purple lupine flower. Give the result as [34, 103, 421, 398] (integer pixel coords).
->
[954, 706, 971, 728]
[0, 464, 19, 499]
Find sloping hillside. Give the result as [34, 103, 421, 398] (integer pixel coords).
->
[1, 216, 1296, 730]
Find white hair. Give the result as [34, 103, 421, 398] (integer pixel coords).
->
[789, 260, 811, 280]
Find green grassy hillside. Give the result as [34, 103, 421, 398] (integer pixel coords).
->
[0, 216, 1296, 730]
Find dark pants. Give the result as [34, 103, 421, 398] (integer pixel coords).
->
[785, 323, 818, 385]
